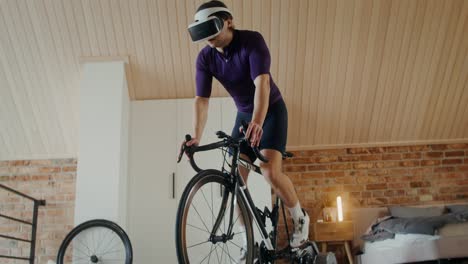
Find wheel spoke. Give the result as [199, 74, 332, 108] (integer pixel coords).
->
[218, 243, 237, 263]
[198, 244, 220, 264]
[211, 183, 214, 228]
[191, 203, 211, 233]
[228, 240, 242, 250]
[200, 188, 217, 228]
[96, 231, 117, 257]
[99, 247, 123, 256]
[214, 244, 221, 263]
[72, 240, 91, 257]
[187, 240, 210, 249]
[75, 237, 92, 256]
[187, 223, 211, 234]
[99, 239, 122, 256]
[207, 244, 213, 264]
[220, 244, 224, 264]
[226, 242, 233, 263]
[94, 227, 110, 254]
[72, 255, 89, 262]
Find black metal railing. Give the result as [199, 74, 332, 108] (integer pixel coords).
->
[0, 183, 46, 264]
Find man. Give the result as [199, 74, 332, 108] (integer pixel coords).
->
[186, 0, 310, 254]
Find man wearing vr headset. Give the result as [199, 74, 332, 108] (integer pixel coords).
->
[186, 0, 310, 255]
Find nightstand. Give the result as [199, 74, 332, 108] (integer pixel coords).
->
[312, 221, 354, 264]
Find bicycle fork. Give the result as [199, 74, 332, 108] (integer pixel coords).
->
[208, 185, 236, 244]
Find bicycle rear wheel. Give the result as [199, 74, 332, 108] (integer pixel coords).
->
[176, 169, 254, 263]
[56, 219, 133, 264]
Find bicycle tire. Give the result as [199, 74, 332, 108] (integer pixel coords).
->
[56, 219, 133, 264]
[176, 169, 254, 263]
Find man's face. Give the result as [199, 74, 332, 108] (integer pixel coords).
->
[206, 19, 231, 48]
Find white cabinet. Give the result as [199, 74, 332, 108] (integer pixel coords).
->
[128, 97, 272, 263]
[128, 100, 178, 263]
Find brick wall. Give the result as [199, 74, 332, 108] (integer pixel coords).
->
[275, 143, 468, 258]
[0, 159, 76, 263]
[1, 143, 467, 262]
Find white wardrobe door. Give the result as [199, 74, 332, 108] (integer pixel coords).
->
[128, 100, 178, 264]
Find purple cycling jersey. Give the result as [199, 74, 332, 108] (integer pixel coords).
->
[195, 30, 283, 113]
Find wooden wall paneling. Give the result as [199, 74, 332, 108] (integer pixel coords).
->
[315, 0, 336, 144]
[390, 0, 427, 141]
[337, 0, 361, 144]
[175, 0, 194, 98]
[357, 0, 392, 143]
[285, 0, 301, 146]
[344, 0, 373, 143]
[166, 0, 186, 99]
[438, 10, 468, 139]
[430, 1, 466, 139]
[404, 0, 440, 141]
[299, 0, 318, 144]
[307, 0, 327, 145]
[369, 0, 400, 142]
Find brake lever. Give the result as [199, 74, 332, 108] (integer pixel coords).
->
[177, 134, 192, 163]
[240, 120, 269, 163]
[177, 143, 185, 163]
[240, 120, 249, 134]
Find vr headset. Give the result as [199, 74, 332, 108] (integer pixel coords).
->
[188, 7, 232, 42]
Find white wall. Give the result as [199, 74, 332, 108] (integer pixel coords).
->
[75, 61, 129, 228]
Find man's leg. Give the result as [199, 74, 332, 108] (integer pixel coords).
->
[236, 153, 251, 227]
[235, 153, 252, 261]
[238, 154, 251, 185]
[259, 149, 309, 248]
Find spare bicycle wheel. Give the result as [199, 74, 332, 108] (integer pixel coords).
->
[56, 219, 133, 264]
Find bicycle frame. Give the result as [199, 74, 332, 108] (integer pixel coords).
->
[210, 145, 277, 251]
[178, 131, 295, 257]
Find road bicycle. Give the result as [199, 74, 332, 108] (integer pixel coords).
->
[175, 122, 331, 263]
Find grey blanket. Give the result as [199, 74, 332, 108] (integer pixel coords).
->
[361, 213, 468, 243]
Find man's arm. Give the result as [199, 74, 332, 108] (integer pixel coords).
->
[246, 32, 272, 147]
[188, 96, 210, 146]
[246, 74, 270, 147]
[189, 49, 212, 146]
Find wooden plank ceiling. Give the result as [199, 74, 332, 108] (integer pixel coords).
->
[0, 0, 467, 159]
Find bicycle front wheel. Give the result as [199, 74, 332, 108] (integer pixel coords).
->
[176, 169, 254, 264]
[56, 219, 133, 264]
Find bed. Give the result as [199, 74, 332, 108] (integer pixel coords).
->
[351, 203, 468, 264]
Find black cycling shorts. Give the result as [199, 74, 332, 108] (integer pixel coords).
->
[231, 99, 288, 162]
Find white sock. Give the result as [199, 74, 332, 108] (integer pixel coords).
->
[288, 202, 304, 222]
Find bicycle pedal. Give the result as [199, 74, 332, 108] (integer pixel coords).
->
[295, 245, 316, 263]
[295, 244, 313, 252]
[291, 240, 313, 251]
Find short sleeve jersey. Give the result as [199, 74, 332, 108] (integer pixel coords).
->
[195, 30, 283, 113]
